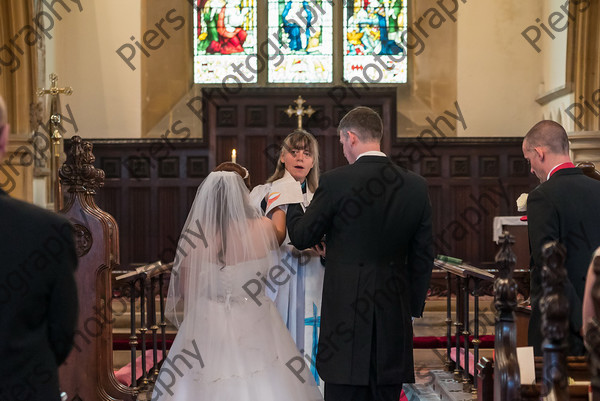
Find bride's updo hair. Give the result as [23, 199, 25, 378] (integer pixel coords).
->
[213, 162, 251, 189]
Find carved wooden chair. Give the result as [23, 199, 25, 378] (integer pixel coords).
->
[577, 161, 600, 181]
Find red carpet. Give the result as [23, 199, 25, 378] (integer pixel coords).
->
[113, 335, 495, 351]
[115, 350, 164, 386]
[413, 335, 494, 349]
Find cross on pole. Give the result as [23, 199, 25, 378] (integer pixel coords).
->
[37, 73, 73, 211]
[285, 96, 315, 129]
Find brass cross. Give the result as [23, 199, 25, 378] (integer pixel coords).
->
[37, 73, 74, 152]
[285, 96, 315, 129]
[37, 73, 73, 211]
[37, 72, 73, 99]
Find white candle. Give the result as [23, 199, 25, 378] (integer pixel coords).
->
[232, 149, 237, 164]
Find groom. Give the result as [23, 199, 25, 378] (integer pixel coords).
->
[286, 106, 433, 401]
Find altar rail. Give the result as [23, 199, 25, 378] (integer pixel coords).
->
[113, 261, 173, 397]
[475, 236, 600, 401]
[434, 256, 495, 395]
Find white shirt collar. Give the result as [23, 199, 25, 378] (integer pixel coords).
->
[546, 162, 572, 181]
[356, 150, 386, 160]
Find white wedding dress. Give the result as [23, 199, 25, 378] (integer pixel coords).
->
[152, 171, 323, 401]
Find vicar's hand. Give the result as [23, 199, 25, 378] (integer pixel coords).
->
[313, 241, 326, 258]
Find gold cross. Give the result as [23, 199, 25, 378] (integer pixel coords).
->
[37, 73, 73, 141]
[285, 96, 315, 129]
[37, 73, 73, 98]
[36, 73, 73, 211]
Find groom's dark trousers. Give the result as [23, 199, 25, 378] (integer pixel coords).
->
[324, 317, 402, 401]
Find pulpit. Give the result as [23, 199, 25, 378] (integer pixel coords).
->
[493, 216, 529, 268]
[58, 137, 136, 401]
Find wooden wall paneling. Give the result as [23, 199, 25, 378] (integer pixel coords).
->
[89, 139, 208, 268]
[246, 135, 268, 186]
[95, 187, 122, 227]
[158, 187, 181, 262]
[446, 185, 475, 260]
[391, 138, 538, 268]
[187, 186, 199, 210]
[216, 136, 237, 166]
[88, 133, 536, 272]
[428, 184, 444, 256]
[477, 183, 508, 267]
[129, 188, 152, 263]
[204, 88, 397, 182]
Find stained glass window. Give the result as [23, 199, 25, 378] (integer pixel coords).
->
[267, 0, 333, 83]
[194, 0, 258, 83]
[343, 0, 407, 83]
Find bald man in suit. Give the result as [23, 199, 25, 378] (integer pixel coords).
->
[523, 120, 600, 356]
[0, 95, 79, 401]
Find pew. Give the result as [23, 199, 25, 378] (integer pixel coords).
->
[477, 236, 596, 401]
[585, 251, 600, 400]
[577, 161, 600, 181]
[58, 136, 136, 400]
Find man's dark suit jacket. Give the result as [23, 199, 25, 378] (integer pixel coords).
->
[527, 167, 600, 355]
[286, 156, 433, 386]
[0, 189, 78, 401]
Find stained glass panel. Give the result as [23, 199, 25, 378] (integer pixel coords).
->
[194, 0, 258, 83]
[343, 0, 407, 83]
[267, 0, 333, 83]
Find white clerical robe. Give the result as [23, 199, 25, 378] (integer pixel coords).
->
[250, 170, 325, 391]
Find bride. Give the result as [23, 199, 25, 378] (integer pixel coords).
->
[152, 163, 323, 401]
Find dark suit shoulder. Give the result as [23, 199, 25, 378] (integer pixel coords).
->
[0, 196, 74, 251]
[0, 195, 71, 227]
[533, 168, 600, 197]
[321, 159, 428, 195]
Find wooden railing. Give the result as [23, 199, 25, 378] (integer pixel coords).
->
[115, 261, 174, 398]
[477, 235, 599, 401]
[434, 255, 495, 395]
[493, 231, 521, 400]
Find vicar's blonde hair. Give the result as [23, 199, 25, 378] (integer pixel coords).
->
[267, 130, 319, 193]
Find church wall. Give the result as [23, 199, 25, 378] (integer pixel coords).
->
[395, 0, 458, 138]
[50, 0, 142, 138]
[141, 0, 194, 138]
[44, 1, 588, 141]
[542, 0, 569, 93]
[456, 0, 544, 137]
[537, 0, 578, 134]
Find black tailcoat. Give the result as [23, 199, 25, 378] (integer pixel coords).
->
[527, 168, 600, 355]
[0, 189, 78, 401]
[287, 156, 433, 385]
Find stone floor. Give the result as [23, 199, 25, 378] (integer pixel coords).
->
[403, 297, 494, 401]
[404, 370, 476, 401]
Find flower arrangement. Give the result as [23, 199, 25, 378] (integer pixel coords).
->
[516, 193, 528, 212]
